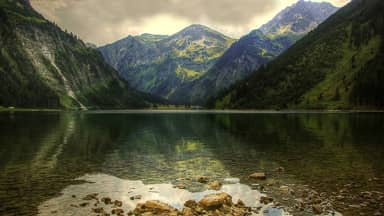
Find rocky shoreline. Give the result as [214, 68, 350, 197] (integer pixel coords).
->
[40, 172, 384, 216]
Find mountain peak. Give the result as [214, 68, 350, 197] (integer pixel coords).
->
[260, 0, 339, 36]
[169, 24, 231, 42]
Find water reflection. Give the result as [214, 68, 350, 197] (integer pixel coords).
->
[0, 111, 383, 215]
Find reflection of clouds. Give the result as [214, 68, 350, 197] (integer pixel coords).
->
[38, 173, 269, 215]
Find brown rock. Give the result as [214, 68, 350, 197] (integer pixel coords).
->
[207, 181, 222, 190]
[101, 197, 112, 205]
[312, 205, 322, 214]
[92, 207, 105, 213]
[113, 200, 123, 207]
[184, 200, 198, 208]
[198, 192, 233, 209]
[174, 184, 187, 189]
[198, 176, 209, 183]
[260, 196, 273, 204]
[79, 202, 89, 207]
[237, 199, 245, 207]
[111, 208, 124, 215]
[249, 172, 266, 180]
[182, 207, 194, 216]
[134, 200, 179, 215]
[82, 193, 99, 201]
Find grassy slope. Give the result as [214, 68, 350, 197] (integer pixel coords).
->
[212, 0, 384, 110]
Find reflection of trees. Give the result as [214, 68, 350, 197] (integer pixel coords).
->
[1, 112, 383, 215]
[212, 113, 384, 192]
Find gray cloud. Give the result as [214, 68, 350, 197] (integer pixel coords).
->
[30, 0, 347, 45]
[30, 0, 280, 45]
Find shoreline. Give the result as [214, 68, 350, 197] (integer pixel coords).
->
[1, 106, 384, 113]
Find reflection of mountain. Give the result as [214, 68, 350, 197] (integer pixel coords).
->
[212, 113, 384, 190]
[1, 112, 384, 215]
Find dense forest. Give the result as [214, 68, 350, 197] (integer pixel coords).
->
[0, 0, 159, 109]
[211, 0, 384, 110]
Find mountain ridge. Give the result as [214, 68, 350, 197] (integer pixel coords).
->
[211, 0, 384, 109]
[0, 0, 157, 109]
[99, 24, 236, 99]
[168, 0, 339, 105]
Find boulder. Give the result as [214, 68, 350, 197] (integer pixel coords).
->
[134, 200, 179, 215]
[198, 192, 233, 209]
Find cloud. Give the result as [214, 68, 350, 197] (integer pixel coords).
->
[30, 0, 349, 45]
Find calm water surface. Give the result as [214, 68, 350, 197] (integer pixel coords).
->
[0, 111, 383, 215]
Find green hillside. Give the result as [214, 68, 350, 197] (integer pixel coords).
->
[212, 0, 384, 110]
[0, 0, 156, 109]
[99, 24, 235, 99]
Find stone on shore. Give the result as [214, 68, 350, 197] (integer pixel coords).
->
[133, 200, 179, 216]
[199, 192, 233, 209]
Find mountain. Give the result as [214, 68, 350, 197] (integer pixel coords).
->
[0, 0, 156, 109]
[99, 24, 235, 99]
[211, 0, 384, 110]
[260, 0, 339, 36]
[170, 0, 338, 105]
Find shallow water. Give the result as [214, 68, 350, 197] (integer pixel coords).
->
[0, 111, 383, 215]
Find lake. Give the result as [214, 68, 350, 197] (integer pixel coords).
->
[0, 111, 383, 215]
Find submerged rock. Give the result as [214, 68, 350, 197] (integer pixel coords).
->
[174, 184, 187, 189]
[208, 180, 222, 190]
[101, 197, 112, 205]
[197, 176, 209, 183]
[113, 200, 122, 207]
[260, 196, 274, 204]
[249, 172, 267, 180]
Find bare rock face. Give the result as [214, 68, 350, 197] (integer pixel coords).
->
[133, 200, 179, 216]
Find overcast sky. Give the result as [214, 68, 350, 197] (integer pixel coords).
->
[30, 0, 350, 45]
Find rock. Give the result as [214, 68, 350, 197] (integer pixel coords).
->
[113, 200, 122, 207]
[249, 172, 266, 180]
[111, 208, 124, 215]
[82, 193, 99, 201]
[92, 207, 105, 213]
[182, 207, 194, 216]
[174, 184, 186, 189]
[260, 196, 274, 204]
[198, 176, 209, 183]
[101, 197, 112, 205]
[275, 167, 285, 172]
[184, 200, 198, 208]
[374, 212, 382, 216]
[134, 200, 179, 215]
[208, 181, 222, 190]
[130, 195, 142, 200]
[312, 205, 322, 214]
[198, 192, 232, 209]
[79, 202, 89, 207]
[237, 199, 245, 207]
